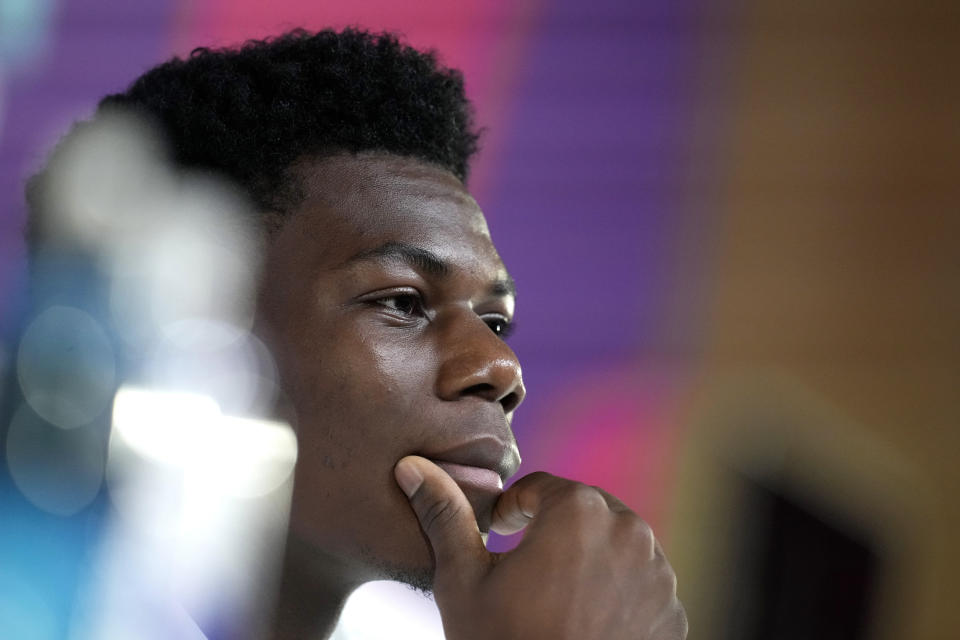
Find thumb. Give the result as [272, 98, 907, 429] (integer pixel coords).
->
[395, 455, 489, 584]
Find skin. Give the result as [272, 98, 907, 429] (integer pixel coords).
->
[254, 153, 686, 639]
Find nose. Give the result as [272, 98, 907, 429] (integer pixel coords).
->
[435, 311, 526, 413]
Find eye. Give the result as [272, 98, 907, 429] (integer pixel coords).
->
[484, 316, 515, 339]
[376, 292, 424, 317]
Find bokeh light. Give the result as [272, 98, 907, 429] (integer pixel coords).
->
[5, 402, 106, 516]
[108, 386, 296, 502]
[16, 305, 116, 429]
[142, 319, 278, 417]
[97, 386, 296, 637]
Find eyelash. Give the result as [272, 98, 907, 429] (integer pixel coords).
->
[486, 317, 515, 339]
[375, 292, 424, 316]
[370, 292, 514, 339]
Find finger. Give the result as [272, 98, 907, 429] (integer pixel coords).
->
[489, 471, 566, 535]
[394, 455, 489, 583]
[490, 473, 634, 536]
[589, 484, 633, 514]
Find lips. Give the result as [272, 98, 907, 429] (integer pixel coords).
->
[426, 434, 520, 480]
[428, 460, 503, 533]
[433, 461, 503, 492]
[422, 434, 520, 533]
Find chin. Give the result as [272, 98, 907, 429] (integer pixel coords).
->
[349, 496, 437, 592]
[364, 553, 435, 595]
[288, 467, 440, 591]
[358, 530, 436, 594]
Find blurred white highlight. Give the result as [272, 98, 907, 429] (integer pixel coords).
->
[108, 387, 220, 467]
[331, 581, 444, 640]
[43, 112, 170, 252]
[73, 386, 297, 639]
[17, 305, 116, 429]
[142, 319, 278, 417]
[44, 111, 263, 348]
[109, 386, 296, 500]
[105, 175, 262, 347]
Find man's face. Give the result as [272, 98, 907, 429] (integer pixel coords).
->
[255, 154, 524, 587]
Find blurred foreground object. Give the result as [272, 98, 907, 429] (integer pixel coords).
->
[1, 110, 293, 639]
[74, 387, 296, 640]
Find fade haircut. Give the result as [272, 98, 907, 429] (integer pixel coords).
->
[27, 27, 479, 241]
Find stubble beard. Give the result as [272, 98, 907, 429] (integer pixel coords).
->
[357, 543, 435, 596]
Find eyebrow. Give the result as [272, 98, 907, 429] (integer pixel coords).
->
[342, 241, 516, 299]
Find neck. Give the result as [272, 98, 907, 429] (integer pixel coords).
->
[268, 535, 365, 640]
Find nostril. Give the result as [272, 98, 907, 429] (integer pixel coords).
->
[461, 383, 519, 412]
[462, 382, 497, 399]
[499, 391, 520, 413]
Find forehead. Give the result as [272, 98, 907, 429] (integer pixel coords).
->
[278, 153, 499, 271]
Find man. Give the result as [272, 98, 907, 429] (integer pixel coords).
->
[29, 28, 686, 639]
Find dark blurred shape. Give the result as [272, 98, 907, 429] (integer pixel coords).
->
[722, 476, 879, 640]
[667, 1, 960, 638]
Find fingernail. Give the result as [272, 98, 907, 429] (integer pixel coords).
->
[395, 459, 424, 498]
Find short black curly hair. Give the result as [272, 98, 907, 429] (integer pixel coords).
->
[29, 27, 479, 236]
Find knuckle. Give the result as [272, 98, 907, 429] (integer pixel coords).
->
[617, 514, 656, 558]
[628, 514, 655, 540]
[655, 562, 679, 597]
[560, 482, 607, 513]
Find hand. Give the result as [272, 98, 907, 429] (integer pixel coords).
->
[394, 456, 687, 640]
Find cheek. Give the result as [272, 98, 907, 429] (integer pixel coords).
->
[270, 314, 441, 571]
[284, 332, 437, 564]
[367, 331, 438, 398]
[288, 327, 437, 457]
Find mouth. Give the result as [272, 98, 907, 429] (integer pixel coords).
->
[421, 435, 520, 534]
[432, 461, 503, 492]
[428, 460, 504, 533]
